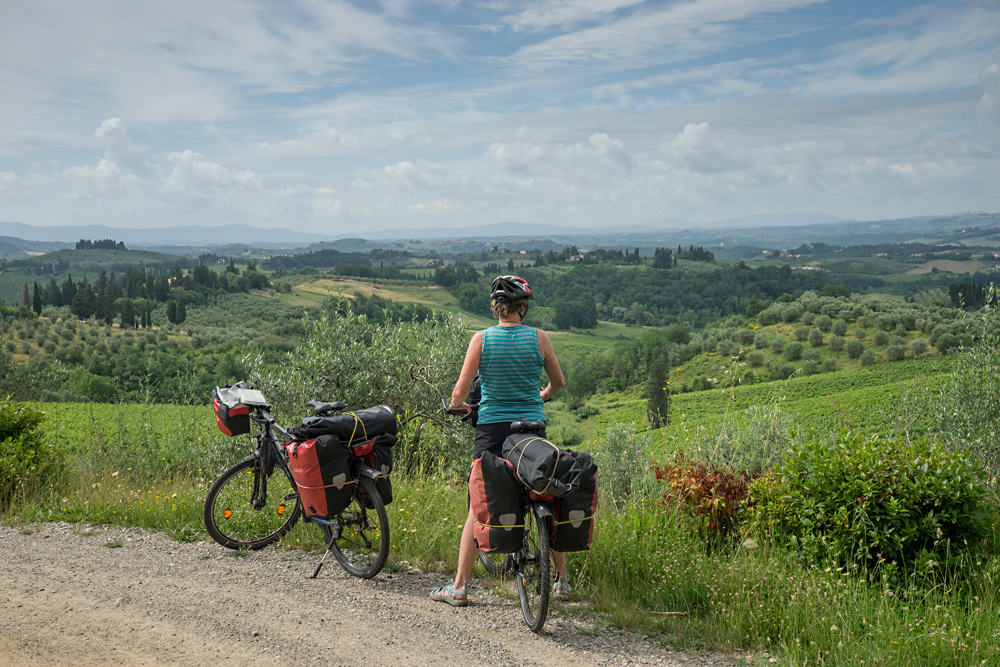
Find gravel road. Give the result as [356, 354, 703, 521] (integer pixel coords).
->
[0, 522, 740, 667]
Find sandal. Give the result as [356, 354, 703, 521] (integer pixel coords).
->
[552, 575, 571, 599]
[429, 580, 468, 607]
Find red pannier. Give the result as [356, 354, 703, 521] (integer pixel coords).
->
[285, 434, 355, 518]
[550, 452, 598, 552]
[212, 387, 250, 437]
[469, 452, 525, 553]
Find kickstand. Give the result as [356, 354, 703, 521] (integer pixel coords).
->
[310, 521, 341, 579]
[310, 543, 334, 579]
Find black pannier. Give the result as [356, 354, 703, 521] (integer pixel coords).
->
[290, 405, 398, 440]
[551, 453, 598, 552]
[469, 452, 525, 553]
[285, 434, 355, 518]
[362, 433, 396, 507]
[502, 433, 586, 497]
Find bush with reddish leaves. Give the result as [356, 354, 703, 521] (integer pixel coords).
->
[653, 450, 760, 542]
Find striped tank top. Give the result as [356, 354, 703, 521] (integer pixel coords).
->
[477, 324, 545, 424]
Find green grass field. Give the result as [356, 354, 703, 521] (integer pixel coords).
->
[573, 355, 955, 456]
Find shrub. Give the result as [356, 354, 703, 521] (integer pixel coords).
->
[801, 359, 818, 375]
[873, 330, 890, 345]
[793, 326, 809, 341]
[854, 328, 866, 340]
[747, 433, 992, 576]
[860, 350, 876, 366]
[930, 292, 1000, 480]
[910, 339, 928, 355]
[831, 319, 848, 336]
[754, 333, 769, 349]
[802, 348, 821, 361]
[890, 335, 906, 347]
[784, 341, 804, 360]
[886, 344, 906, 361]
[0, 397, 63, 508]
[770, 338, 785, 353]
[595, 420, 656, 508]
[828, 334, 845, 352]
[822, 358, 837, 372]
[653, 450, 760, 542]
[815, 315, 833, 331]
[773, 363, 796, 380]
[846, 338, 865, 359]
[808, 328, 823, 347]
[746, 350, 764, 367]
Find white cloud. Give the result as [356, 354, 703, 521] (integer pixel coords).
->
[663, 122, 752, 174]
[502, 0, 647, 32]
[162, 150, 262, 198]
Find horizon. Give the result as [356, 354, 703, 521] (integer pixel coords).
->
[1, 1, 999, 234]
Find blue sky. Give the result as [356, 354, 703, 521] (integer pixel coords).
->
[1, 0, 998, 235]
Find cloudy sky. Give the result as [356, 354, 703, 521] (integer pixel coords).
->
[1, 0, 998, 235]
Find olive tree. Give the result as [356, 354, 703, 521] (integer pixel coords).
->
[245, 299, 470, 475]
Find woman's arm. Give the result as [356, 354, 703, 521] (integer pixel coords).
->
[450, 331, 482, 413]
[536, 329, 564, 402]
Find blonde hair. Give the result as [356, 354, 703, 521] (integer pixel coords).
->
[491, 297, 529, 320]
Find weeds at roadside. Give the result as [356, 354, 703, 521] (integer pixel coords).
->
[104, 539, 123, 548]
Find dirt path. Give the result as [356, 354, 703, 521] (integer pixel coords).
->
[0, 523, 738, 666]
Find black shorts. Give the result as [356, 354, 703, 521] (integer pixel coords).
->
[473, 422, 547, 461]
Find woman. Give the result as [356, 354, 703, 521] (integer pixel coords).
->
[430, 275, 566, 607]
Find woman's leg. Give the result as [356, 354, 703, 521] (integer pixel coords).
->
[454, 505, 478, 587]
[551, 549, 566, 580]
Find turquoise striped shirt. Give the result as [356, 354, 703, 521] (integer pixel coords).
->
[478, 325, 545, 424]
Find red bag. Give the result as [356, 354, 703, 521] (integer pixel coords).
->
[469, 453, 525, 553]
[285, 435, 355, 518]
[212, 388, 250, 437]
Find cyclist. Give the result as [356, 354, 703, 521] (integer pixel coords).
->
[431, 275, 567, 607]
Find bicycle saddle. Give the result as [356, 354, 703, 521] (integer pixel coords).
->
[307, 400, 346, 416]
[511, 419, 546, 433]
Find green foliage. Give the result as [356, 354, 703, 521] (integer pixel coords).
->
[748, 432, 993, 576]
[245, 298, 469, 474]
[0, 397, 62, 508]
[593, 420, 656, 508]
[930, 290, 1000, 481]
[700, 404, 795, 474]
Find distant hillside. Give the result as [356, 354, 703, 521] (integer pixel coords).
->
[0, 247, 193, 306]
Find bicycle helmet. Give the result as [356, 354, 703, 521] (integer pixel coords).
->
[490, 275, 533, 302]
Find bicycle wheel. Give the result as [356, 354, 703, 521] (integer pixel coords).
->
[203, 458, 301, 550]
[478, 550, 514, 576]
[322, 476, 390, 579]
[516, 506, 551, 632]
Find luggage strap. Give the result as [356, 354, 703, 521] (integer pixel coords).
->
[475, 519, 527, 529]
[296, 479, 358, 490]
[344, 412, 368, 445]
[552, 514, 594, 526]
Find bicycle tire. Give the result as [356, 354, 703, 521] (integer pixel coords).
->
[203, 458, 301, 550]
[516, 505, 551, 632]
[321, 476, 390, 579]
[478, 550, 514, 576]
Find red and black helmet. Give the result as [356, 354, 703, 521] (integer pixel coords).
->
[490, 275, 532, 302]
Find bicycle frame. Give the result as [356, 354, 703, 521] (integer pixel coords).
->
[244, 408, 296, 511]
